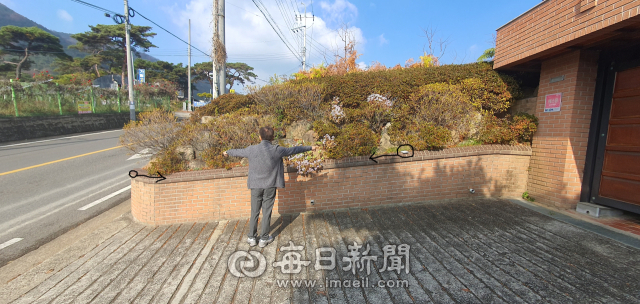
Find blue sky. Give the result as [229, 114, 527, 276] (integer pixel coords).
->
[1, 0, 540, 87]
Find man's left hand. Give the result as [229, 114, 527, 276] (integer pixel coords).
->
[223, 151, 228, 157]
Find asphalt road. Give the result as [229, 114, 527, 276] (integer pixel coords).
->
[0, 130, 150, 267]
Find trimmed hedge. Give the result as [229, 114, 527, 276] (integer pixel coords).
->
[197, 93, 255, 116]
[292, 62, 522, 110]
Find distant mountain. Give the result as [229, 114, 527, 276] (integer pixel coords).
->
[0, 3, 158, 73]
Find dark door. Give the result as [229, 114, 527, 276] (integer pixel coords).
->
[592, 65, 640, 213]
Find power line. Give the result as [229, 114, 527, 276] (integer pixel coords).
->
[226, 2, 260, 17]
[69, 0, 118, 15]
[250, 0, 302, 63]
[68, 0, 212, 60]
[129, 8, 210, 58]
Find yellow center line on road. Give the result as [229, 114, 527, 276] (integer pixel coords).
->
[0, 146, 123, 176]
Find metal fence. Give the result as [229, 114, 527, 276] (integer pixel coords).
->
[0, 80, 176, 117]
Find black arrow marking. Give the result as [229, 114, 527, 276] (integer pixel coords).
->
[129, 170, 166, 183]
[369, 144, 414, 163]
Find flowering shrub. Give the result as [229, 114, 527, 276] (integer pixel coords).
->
[329, 97, 345, 124]
[33, 71, 53, 82]
[283, 134, 337, 176]
[360, 93, 394, 133]
[54, 72, 94, 86]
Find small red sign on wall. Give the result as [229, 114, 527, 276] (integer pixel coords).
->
[544, 93, 562, 112]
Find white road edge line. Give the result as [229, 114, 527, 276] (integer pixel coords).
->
[0, 238, 23, 250]
[0, 130, 121, 147]
[78, 186, 131, 211]
[127, 148, 153, 160]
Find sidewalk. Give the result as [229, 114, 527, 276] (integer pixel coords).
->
[1, 198, 640, 303]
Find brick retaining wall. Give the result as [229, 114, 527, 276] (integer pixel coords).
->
[131, 145, 532, 225]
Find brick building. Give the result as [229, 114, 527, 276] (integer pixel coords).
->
[495, 0, 640, 213]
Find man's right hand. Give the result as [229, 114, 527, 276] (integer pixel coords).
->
[311, 146, 319, 151]
[223, 151, 228, 157]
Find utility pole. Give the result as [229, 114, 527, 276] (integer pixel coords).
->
[124, 0, 136, 121]
[211, 0, 218, 99]
[293, 2, 313, 71]
[187, 19, 192, 112]
[302, 3, 307, 71]
[217, 0, 226, 96]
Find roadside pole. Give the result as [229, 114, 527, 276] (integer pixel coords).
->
[188, 19, 192, 112]
[212, 0, 218, 99]
[10, 79, 17, 117]
[218, 0, 226, 96]
[124, 0, 136, 121]
[56, 83, 62, 115]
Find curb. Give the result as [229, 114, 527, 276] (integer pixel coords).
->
[508, 198, 640, 250]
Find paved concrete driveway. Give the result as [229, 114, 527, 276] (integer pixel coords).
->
[1, 198, 639, 303]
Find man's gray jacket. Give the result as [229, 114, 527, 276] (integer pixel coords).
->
[227, 140, 311, 189]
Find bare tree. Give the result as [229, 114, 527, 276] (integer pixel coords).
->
[421, 26, 451, 63]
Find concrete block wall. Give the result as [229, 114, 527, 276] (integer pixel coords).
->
[526, 49, 599, 209]
[495, 0, 640, 69]
[131, 145, 532, 225]
[0, 113, 132, 143]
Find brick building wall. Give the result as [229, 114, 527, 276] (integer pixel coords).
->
[526, 50, 599, 208]
[495, 0, 640, 69]
[131, 146, 531, 225]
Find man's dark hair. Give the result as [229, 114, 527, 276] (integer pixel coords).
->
[259, 126, 275, 141]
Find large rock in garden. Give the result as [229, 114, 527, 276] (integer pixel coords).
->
[176, 146, 195, 160]
[302, 130, 318, 143]
[286, 120, 312, 140]
[378, 122, 393, 152]
[188, 159, 206, 170]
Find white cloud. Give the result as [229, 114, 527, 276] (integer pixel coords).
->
[357, 61, 367, 70]
[57, 9, 73, 22]
[319, 0, 358, 27]
[469, 44, 478, 52]
[378, 34, 388, 46]
[166, 0, 365, 89]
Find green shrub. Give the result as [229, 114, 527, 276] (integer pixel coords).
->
[459, 77, 512, 114]
[147, 146, 187, 175]
[196, 112, 278, 169]
[388, 121, 451, 151]
[326, 122, 380, 159]
[294, 62, 519, 111]
[197, 93, 255, 116]
[313, 119, 341, 138]
[391, 83, 475, 145]
[479, 112, 538, 145]
[249, 82, 325, 125]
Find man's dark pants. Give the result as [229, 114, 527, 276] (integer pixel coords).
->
[249, 187, 277, 240]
